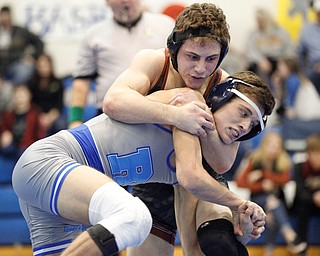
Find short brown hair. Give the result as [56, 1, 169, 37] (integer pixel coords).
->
[174, 3, 230, 47]
[230, 71, 275, 116]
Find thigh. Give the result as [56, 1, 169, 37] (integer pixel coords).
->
[12, 134, 115, 254]
[195, 200, 232, 229]
[57, 165, 115, 223]
[19, 198, 87, 253]
[174, 185, 203, 256]
[126, 234, 174, 256]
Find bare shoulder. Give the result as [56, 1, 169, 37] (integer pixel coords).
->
[133, 48, 166, 63]
[220, 68, 230, 80]
[131, 48, 167, 78]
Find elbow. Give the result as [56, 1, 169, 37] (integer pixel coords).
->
[102, 94, 118, 117]
[176, 166, 201, 195]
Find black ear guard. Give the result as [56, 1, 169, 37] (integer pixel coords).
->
[206, 78, 267, 141]
[167, 27, 229, 72]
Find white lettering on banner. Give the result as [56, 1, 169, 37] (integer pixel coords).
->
[22, 3, 107, 39]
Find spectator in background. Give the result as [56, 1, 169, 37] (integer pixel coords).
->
[246, 8, 294, 88]
[292, 133, 320, 251]
[272, 57, 320, 121]
[0, 74, 13, 140]
[297, 0, 320, 95]
[28, 53, 67, 136]
[0, 73, 13, 116]
[0, 6, 44, 85]
[0, 84, 44, 161]
[68, 0, 174, 128]
[236, 131, 307, 256]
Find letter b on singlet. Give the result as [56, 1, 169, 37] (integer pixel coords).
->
[107, 147, 154, 185]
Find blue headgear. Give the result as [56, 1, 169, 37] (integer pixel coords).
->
[167, 26, 229, 72]
[206, 77, 267, 141]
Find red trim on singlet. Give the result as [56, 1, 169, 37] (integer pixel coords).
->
[148, 49, 223, 96]
[148, 49, 170, 94]
[203, 68, 223, 99]
[150, 219, 176, 245]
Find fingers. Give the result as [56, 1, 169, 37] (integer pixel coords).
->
[234, 225, 244, 236]
[172, 98, 215, 135]
[250, 208, 266, 224]
[244, 202, 266, 223]
[253, 219, 266, 227]
[193, 102, 214, 129]
[250, 225, 265, 239]
[169, 90, 202, 106]
[237, 201, 267, 240]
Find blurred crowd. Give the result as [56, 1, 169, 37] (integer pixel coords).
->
[1, 1, 320, 255]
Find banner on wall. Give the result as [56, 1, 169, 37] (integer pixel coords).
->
[8, 0, 186, 40]
[277, 0, 316, 42]
[6, 0, 107, 40]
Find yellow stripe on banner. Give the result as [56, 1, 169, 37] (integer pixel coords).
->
[277, 0, 316, 42]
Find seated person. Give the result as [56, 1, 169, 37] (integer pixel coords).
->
[236, 131, 306, 255]
[0, 84, 44, 160]
[292, 133, 320, 249]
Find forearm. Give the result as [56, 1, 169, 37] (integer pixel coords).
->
[70, 79, 91, 108]
[68, 79, 91, 126]
[191, 177, 244, 211]
[103, 87, 178, 125]
[174, 129, 244, 211]
[201, 129, 239, 173]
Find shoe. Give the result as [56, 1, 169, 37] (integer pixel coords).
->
[288, 237, 308, 255]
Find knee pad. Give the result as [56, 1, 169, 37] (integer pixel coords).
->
[87, 224, 119, 255]
[197, 219, 248, 256]
[88, 182, 152, 251]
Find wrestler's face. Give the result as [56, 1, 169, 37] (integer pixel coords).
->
[177, 38, 221, 90]
[213, 96, 264, 144]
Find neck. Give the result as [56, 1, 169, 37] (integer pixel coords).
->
[114, 13, 142, 31]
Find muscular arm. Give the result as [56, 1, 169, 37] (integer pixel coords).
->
[147, 87, 239, 173]
[174, 127, 244, 210]
[174, 128, 266, 246]
[103, 49, 177, 123]
[201, 130, 239, 173]
[69, 78, 91, 128]
[103, 49, 214, 135]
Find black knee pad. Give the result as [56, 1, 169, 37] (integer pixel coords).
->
[87, 224, 119, 256]
[197, 219, 248, 256]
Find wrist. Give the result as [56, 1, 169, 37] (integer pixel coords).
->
[68, 106, 84, 124]
[230, 198, 246, 212]
[163, 104, 179, 127]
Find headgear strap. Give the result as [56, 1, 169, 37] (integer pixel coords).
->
[167, 26, 229, 72]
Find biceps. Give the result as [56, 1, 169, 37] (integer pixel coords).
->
[111, 68, 151, 94]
